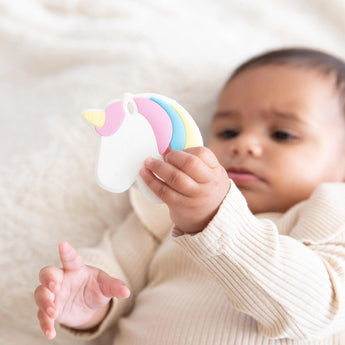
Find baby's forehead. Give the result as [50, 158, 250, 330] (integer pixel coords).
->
[222, 65, 341, 105]
[214, 90, 344, 131]
[219, 48, 345, 128]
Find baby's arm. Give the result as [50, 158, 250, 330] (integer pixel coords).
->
[174, 183, 345, 340]
[140, 147, 230, 234]
[34, 241, 130, 339]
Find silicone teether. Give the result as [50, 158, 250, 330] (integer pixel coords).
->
[83, 93, 203, 202]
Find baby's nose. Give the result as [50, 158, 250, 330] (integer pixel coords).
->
[230, 137, 263, 158]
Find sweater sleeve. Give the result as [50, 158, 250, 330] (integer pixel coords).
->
[60, 186, 173, 339]
[174, 182, 345, 341]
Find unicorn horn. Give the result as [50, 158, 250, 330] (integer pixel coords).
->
[83, 110, 106, 127]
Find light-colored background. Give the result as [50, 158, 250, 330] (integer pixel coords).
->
[1, 0, 345, 344]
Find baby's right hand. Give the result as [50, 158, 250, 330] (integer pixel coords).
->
[34, 242, 130, 339]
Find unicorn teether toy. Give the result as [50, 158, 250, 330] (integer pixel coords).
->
[83, 93, 203, 202]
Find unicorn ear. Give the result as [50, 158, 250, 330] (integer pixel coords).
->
[83, 110, 106, 127]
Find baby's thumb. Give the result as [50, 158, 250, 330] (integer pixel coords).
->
[97, 270, 130, 300]
[58, 241, 85, 271]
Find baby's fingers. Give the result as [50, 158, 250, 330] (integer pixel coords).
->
[184, 146, 220, 169]
[37, 309, 56, 339]
[97, 270, 130, 300]
[39, 265, 64, 293]
[59, 241, 85, 271]
[164, 149, 216, 184]
[34, 285, 56, 319]
[142, 156, 197, 196]
[35, 285, 57, 339]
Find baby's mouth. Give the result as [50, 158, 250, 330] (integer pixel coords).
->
[227, 168, 264, 185]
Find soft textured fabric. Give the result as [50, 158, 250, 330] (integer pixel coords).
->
[64, 182, 345, 344]
[2, 2, 345, 344]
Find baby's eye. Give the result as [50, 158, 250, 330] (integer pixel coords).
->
[217, 129, 239, 140]
[272, 131, 296, 141]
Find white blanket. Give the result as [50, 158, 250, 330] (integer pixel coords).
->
[1, 1, 345, 344]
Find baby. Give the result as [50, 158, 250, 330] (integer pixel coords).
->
[35, 48, 345, 344]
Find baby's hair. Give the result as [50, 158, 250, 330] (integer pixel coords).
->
[228, 48, 345, 114]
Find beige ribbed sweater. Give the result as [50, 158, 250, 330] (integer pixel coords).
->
[67, 182, 345, 344]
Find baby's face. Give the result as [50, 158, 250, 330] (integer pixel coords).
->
[208, 64, 345, 213]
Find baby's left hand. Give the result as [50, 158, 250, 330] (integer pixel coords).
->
[140, 147, 230, 234]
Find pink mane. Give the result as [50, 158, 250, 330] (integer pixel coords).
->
[95, 97, 173, 155]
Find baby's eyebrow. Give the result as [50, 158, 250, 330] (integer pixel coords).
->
[213, 109, 309, 127]
[213, 110, 240, 119]
[270, 110, 308, 126]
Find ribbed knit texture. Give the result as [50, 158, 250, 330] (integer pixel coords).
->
[65, 183, 345, 344]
